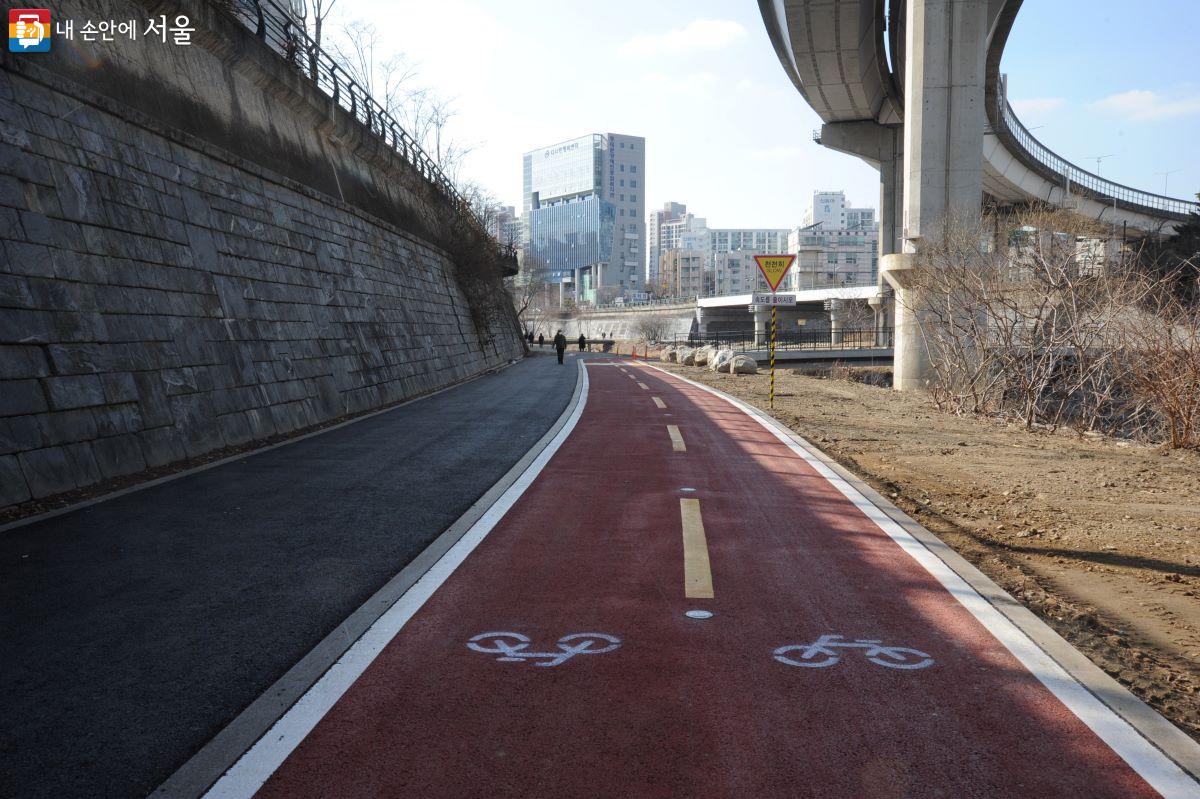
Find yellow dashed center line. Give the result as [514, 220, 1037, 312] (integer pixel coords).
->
[680, 498, 714, 599]
[652, 397, 666, 409]
[667, 424, 686, 452]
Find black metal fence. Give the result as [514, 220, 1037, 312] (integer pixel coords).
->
[227, 0, 470, 216]
[996, 84, 1198, 220]
[672, 328, 894, 352]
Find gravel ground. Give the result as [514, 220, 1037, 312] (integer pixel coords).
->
[657, 358, 1200, 740]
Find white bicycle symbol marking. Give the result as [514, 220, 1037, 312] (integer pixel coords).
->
[467, 631, 621, 668]
[774, 634, 934, 670]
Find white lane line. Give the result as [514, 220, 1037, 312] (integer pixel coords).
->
[652, 397, 667, 409]
[637, 382, 649, 390]
[645, 365, 1200, 798]
[203, 361, 592, 798]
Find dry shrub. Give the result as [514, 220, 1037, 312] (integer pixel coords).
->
[1123, 297, 1200, 447]
[634, 312, 673, 345]
[903, 207, 1200, 447]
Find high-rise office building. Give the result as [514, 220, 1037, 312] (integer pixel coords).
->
[523, 133, 645, 304]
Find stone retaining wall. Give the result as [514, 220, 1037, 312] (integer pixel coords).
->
[0, 0, 522, 509]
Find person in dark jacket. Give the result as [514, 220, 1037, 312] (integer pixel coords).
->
[538, 333, 545, 348]
[577, 334, 587, 352]
[553, 330, 567, 364]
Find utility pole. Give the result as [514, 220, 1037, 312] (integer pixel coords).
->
[1155, 169, 1181, 194]
[1086, 154, 1115, 175]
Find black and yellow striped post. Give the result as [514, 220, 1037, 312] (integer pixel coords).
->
[770, 304, 777, 409]
[752, 254, 796, 412]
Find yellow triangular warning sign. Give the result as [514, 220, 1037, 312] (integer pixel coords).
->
[753, 254, 796, 293]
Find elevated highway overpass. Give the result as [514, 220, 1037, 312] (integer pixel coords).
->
[758, 0, 1199, 389]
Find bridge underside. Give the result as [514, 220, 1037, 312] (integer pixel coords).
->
[763, 0, 1192, 238]
[761, 0, 1195, 391]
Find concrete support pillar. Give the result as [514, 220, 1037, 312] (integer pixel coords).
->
[753, 305, 771, 347]
[902, 0, 987, 245]
[888, 0, 988, 390]
[867, 293, 893, 347]
[878, 133, 903, 259]
[827, 300, 845, 345]
[817, 121, 903, 260]
[882, 254, 933, 390]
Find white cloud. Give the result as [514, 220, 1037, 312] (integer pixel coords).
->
[1092, 89, 1200, 120]
[1010, 97, 1065, 116]
[619, 19, 747, 58]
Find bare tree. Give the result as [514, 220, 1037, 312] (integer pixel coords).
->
[305, 0, 340, 77]
[634, 311, 673, 344]
[324, 19, 475, 184]
[511, 256, 553, 337]
[901, 206, 1200, 447]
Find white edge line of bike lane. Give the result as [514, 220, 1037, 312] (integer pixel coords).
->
[641, 362, 1200, 799]
[199, 359, 591, 799]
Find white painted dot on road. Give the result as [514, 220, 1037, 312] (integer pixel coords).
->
[685, 610, 714, 620]
[679, 487, 696, 492]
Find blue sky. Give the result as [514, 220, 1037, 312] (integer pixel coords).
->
[1003, 1, 1199, 197]
[348, 1, 1199, 228]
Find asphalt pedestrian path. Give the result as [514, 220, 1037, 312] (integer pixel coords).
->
[0, 354, 577, 799]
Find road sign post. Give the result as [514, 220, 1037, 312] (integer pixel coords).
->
[753, 255, 796, 411]
[770, 304, 777, 408]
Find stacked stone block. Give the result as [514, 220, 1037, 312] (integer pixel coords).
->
[0, 62, 521, 509]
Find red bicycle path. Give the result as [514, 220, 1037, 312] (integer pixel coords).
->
[238, 358, 1184, 798]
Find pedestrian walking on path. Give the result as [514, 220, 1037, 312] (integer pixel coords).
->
[538, 333, 544, 348]
[577, 334, 587, 352]
[553, 330, 567, 364]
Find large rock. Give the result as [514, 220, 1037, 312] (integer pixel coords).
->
[710, 349, 734, 372]
[693, 346, 712, 367]
[660, 347, 677, 363]
[679, 347, 697, 366]
[730, 354, 758, 375]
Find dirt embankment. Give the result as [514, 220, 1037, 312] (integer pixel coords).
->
[656, 361, 1200, 740]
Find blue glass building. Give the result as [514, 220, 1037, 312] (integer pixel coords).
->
[523, 133, 645, 302]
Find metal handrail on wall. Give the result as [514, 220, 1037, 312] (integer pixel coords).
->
[590, 295, 700, 310]
[673, 327, 894, 353]
[995, 90, 1199, 220]
[227, 0, 476, 222]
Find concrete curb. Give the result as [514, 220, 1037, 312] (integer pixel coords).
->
[642, 361, 1200, 783]
[151, 359, 585, 798]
